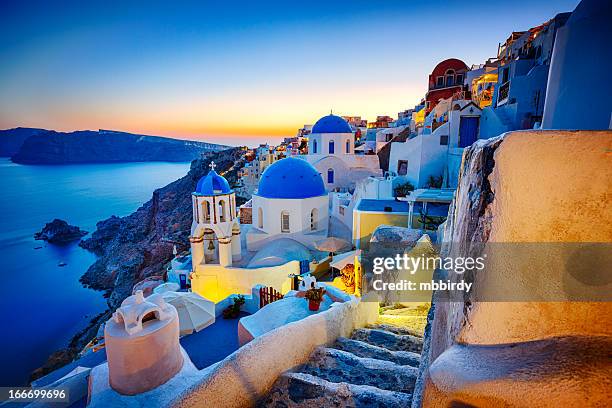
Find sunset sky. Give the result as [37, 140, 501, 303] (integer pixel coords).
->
[0, 0, 578, 145]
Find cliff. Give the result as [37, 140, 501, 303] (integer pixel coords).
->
[0, 127, 46, 156]
[79, 147, 247, 310]
[10, 129, 230, 164]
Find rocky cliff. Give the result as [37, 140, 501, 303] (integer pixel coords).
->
[79, 147, 247, 309]
[10, 129, 230, 164]
[30, 147, 247, 382]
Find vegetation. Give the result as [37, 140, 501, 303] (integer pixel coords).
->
[222, 295, 246, 319]
[426, 175, 444, 188]
[394, 182, 414, 198]
[304, 287, 325, 302]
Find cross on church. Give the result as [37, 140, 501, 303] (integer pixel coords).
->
[209, 161, 217, 171]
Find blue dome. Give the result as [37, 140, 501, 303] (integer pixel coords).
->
[195, 170, 232, 195]
[258, 158, 326, 199]
[311, 114, 352, 134]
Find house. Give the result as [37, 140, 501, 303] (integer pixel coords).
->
[425, 58, 469, 114]
[388, 100, 482, 189]
[480, 13, 571, 138]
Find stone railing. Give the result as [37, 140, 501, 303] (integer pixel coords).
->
[172, 296, 379, 408]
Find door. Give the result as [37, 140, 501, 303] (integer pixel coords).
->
[459, 117, 479, 148]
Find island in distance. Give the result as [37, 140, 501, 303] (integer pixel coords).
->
[34, 219, 88, 244]
[0, 127, 230, 164]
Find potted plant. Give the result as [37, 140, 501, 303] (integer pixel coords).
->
[304, 287, 325, 311]
[222, 295, 246, 319]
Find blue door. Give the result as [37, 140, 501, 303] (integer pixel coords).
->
[327, 168, 334, 184]
[459, 117, 479, 148]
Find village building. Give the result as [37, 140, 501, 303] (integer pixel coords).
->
[424, 58, 469, 114]
[303, 114, 382, 191]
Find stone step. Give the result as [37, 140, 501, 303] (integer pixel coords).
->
[332, 337, 421, 367]
[351, 328, 423, 353]
[261, 372, 412, 408]
[297, 347, 417, 394]
[368, 323, 423, 338]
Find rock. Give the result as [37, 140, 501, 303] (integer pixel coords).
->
[332, 337, 421, 367]
[299, 347, 418, 394]
[34, 219, 87, 243]
[78, 147, 247, 310]
[351, 328, 423, 353]
[262, 372, 413, 408]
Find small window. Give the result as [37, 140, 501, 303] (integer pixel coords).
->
[398, 160, 408, 176]
[440, 135, 449, 145]
[281, 211, 290, 233]
[346, 139, 351, 153]
[203, 201, 211, 223]
[219, 200, 226, 222]
[310, 208, 318, 231]
[258, 207, 263, 229]
[436, 76, 444, 87]
[312, 139, 317, 154]
[446, 75, 454, 87]
[327, 168, 334, 184]
[456, 74, 464, 85]
[328, 140, 335, 154]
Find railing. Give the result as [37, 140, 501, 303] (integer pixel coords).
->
[259, 286, 283, 308]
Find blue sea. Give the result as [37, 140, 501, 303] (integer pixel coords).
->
[0, 158, 191, 386]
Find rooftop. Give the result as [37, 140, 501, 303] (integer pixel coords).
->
[356, 199, 408, 213]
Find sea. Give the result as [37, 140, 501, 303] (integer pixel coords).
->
[0, 157, 191, 386]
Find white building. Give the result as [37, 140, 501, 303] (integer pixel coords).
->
[190, 163, 241, 269]
[303, 114, 381, 191]
[388, 101, 482, 189]
[247, 157, 329, 252]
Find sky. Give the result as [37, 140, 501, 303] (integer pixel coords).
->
[0, 0, 579, 146]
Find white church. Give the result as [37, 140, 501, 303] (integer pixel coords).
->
[302, 114, 381, 191]
[179, 159, 333, 304]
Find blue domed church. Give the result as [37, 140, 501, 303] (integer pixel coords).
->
[247, 157, 329, 251]
[305, 114, 381, 191]
[190, 162, 241, 269]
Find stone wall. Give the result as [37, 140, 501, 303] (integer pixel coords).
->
[413, 130, 612, 407]
[172, 296, 379, 408]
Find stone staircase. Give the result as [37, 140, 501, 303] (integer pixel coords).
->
[261, 324, 423, 407]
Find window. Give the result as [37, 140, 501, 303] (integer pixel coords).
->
[445, 69, 455, 86]
[502, 67, 509, 83]
[328, 140, 335, 154]
[310, 208, 318, 231]
[327, 168, 334, 184]
[456, 74, 464, 85]
[312, 139, 317, 154]
[218, 200, 226, 222]
[258, 207, 263, 229]
[440, 135, 449, 145]
[397, 160, 408, 176]
[436, 76, 444, 87]
[346, 139, 351, 153]
[203, 201, 211, 223]
[281, 211, 290, 233]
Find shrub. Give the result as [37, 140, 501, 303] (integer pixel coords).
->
[222, 295, 246, 319]
[394, 182, 414, 197]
